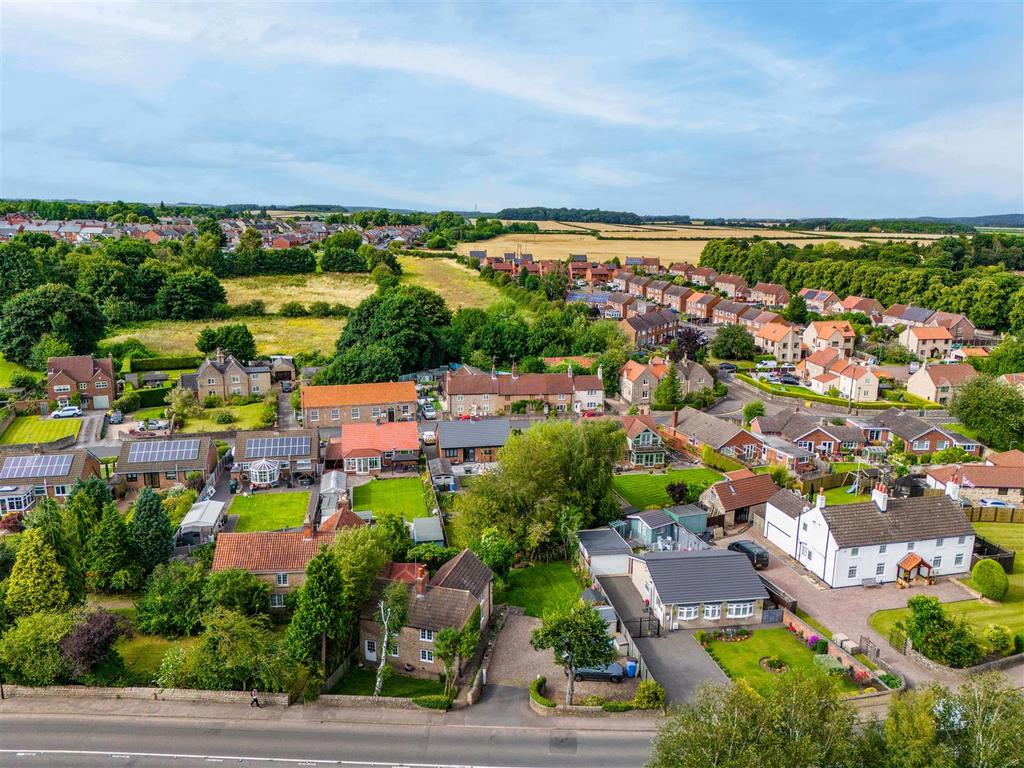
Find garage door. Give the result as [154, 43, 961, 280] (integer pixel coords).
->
[591, 554, 630, 576]
[93, 395, 110, 409]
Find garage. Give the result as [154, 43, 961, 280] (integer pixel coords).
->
[93, 395, 110, 410]
[578, 527, 632, 578]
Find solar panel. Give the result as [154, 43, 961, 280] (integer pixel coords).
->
[0, 454, 74, 479]
[127, 439, 200, 464]
[245, 436, 311, 458]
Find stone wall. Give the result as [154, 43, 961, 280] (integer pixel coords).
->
[2, 685, 288, 706]
[317, 694, 420, 709]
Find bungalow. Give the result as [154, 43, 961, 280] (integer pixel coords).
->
[798, 288, 840, 315]
[1000, 372, 1024, 395]
[712, 302, 745, 327]
[0, 450, 103, 514]
[882, 304, 934, 328]
[360, 550, 492, 680]
[621, 414, 668, 468]
[231, 429, 322, 487]
[714, 274, 748, 299]
[115, 436, 219, 491]
[301, 381, 418, 426]
[437, 418, 511, 467]
[899, 326, 954, 360]
[755, 322, 801, 363]
[848, 408, 980, 456]
[685, 292, 720, 322]
[906, 363, 978, 406]
[325, 421, 421, 476]
[662, 284, 693, 313]
[619, 309, 679, 348]
[803, 321, 856, 357]
[925, 466, 1024, 507]
[751, 410, 866, 458]
[47, 354, 116, 410]
[750, 282, 790, 308]
[925, 312, 976, 343]
[662, 407, 763, 463]
[761, 485, 975, 587]
[699, 472, 781, 528]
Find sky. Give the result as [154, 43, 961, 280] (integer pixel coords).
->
[1, 1, 1022, 218]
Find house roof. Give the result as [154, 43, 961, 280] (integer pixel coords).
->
[427, 457, 453, 477]
[713, 300, 744, 316]
[430, 549, 491, 600]
[759, 433, 814, 460]
[622, 309, 678, 332]
[578, 527, 632, 557]
[47, 354, 114, 382]
[301, 381, 416, 409]
[988, 449, 1024, 468]
[927, 311, 973, 330]
[752, 282, 788, 297]
[179, 500, 225, 530]
[437, 419, 511, 450]
[211, 530, 337, 573]
[716, 274, 747, 286]
[671, 407, 752, 450]
[446, 369, 602, 397]
[707, 474, 780, 512]
[900, 306, 935, 324]
[799, 288, 837, 303]
[628, 508, 675, 529]
[809, 320, 855, 339]
[916, 364, 977, 387]
[756, 322, 795, 342]
[116, 436, 215, 474]
[639, 550, 769, 605]
[926, 465, 1024, 490]
[805, 348, 843, 368]
[766, 489, 809, 518]
[0, 449, 96, 485]
[621, 414, 659, 439]
[908, 326, 953, 341]
[959, 347, 989, 357]
[329, 422, 420, 460]
[819, 494, 974, 549]
[620, 358, 669, 383]
[753, 409, 863, 444]
[859, 408, 970, 444]
[234, 429, 319, 463]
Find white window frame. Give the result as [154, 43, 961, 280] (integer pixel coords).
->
[725, 602, 754, 619]
[954, 553, 964, 567]
[270, 594, 285, 609]
[53, 384, 72, 393]
[351, 407, 360, 420]
[677, 605, 698, 621]
[420, 628, 434, 642]
[933, 555, 943, 570]
[365, 639, 377, 657]
[703, 603, 721, 620]
[276, 573, 288, 586]
[847, 565, 858, 579]
[331, 409, 340, 421]
[309, 409, 319, 422]
[420, 649, 434, 663]
[875, 562, 885, 576]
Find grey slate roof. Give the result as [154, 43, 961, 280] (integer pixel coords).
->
[437, 418, 511, 450]
[578, 527, 632, 556]
[767, 489, 808, 519]
[431, 549, 492, 600]
[820, 495, 975, 549]
[755, 410, 863, 444]
[672, 407, 750, 450]
[900, 306, 935, 324]
[640, 550, 769, 605]
[427, 457, 453, 477]
[623, 309, 678, 332]
[628, 508, 674, 530]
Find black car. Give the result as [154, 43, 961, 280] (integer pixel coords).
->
[718, 362, 737, 373]
[564, 662, 625, 683]
[779, 374, 802, 386]
[728, 540, 769, 570]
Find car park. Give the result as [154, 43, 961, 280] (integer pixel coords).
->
[565, 662, 625, 683]
[52, 406, 82, 419]
[727, 540, 769, 569]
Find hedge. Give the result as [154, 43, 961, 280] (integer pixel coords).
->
[130, 356, 203, 372]
[971, 559, 1009, 601]
[701, 445, 745, 472]
[736, 373, 941, 410]
[411, 694, 451, 710]
[601, 700, 635, 712]
[136, 385, 174, 408]
[529, 676, 556, 708]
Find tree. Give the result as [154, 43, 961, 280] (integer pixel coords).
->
[58, 609, 128, 678]
[653, 363, 683, 408]
[970, 559, 1009, 601]
[743, 400, 765, 426]
[314, 342, 403, 385]
[129, 488, 175, 575]
[665, 481, 689, 505]
[238, 227, 263, 253]
[372, 582, 409, 699]
[5, 527, 70, 615]
[154, 269, 226, 320]
[87, 504, 140, 592]
[709, 324, 758, 361]
[897, 595, 981, 668]
[285, 546, 346, 670]
[21, 499, 85, 605]
[189, 608, 284, 692]
[405, 543, 461, 574]
[434, 626, 461, 699]
[0, 283, 105, 365]
[28, 334, 74, 372]
[203, 568, 271, 616]
[672, 326, 709, 362]
[374, 509, 411, 560]
[196, 324, 257, 363]
[0, 239, 45, 295]
[135, 561, 207, 637]
[0, 610, 77, 686]
[949, 375, 1024, 451]
[531, 602, 616, 706]
[782, 294, 809, 324]
[471, 528, 516, 579]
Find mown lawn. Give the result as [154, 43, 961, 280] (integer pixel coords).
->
[352, 478, 428, 520]
[230, 490, 311, 532]
[496, 561, 581, 618]
[830, 461, 870, 474]
[116, 634, 199, 685]
[0, 356, 33, 387]
[822, 486, 871, 506]
[612, 468, 724, 508]
[868, 522, 1024, 648]
[178, 403, 270, 433]
[329, 667, 444, 697]
[706, 627, 859, 694]
[0, 415, 82, 445]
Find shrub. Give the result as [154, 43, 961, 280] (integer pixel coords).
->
[279, 301, 308, 317]
[1015, 634, 1024, 655]
[412, 694, 451, 710]
[879, 673, 902, 689]
[213, 410, 237, 425]
[695, 630, 710, 647]
[113, 390, 141, 413]
[632, 680, 666, 709]
[812, 654, 844, 675]
[813, 639, 829, 654]
[130, 356, 203, 372]
[602, 700, 634, 712]
[765, 655, 785, 670]
[202, 394, 223, 409]
[529, 676, 555, 708]
[971, 559, 1009, 601]
[985, 624, 1012, 656]
[308, 301, 333, 318]
[578, 694, 605, 706]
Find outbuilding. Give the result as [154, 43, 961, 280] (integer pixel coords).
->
[176, 499, 226, 546]
[577, 527, 633, 578]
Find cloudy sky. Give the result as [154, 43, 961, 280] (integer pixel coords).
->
[2, 1, 1021, 217]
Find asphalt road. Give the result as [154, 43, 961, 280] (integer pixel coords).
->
[0, 714, 654, 768]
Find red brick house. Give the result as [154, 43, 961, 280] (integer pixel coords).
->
[750, 282, 790, 308]
[685, 292, 720, 321]
[326, 421, 421, 475]
[47, 354, 116, 410]
[847, 408, 981, 456]
[115, 435, 220, 491]
[661, 407, 763, 463]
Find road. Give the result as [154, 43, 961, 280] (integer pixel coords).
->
[0, 713, 653, 768]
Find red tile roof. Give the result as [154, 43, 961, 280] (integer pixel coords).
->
[926, 465, 1024, 490]
[329, 421, 420, 460]
[621, 414, 658, 439]
[707, 474, 780, 512]
[301, 381, 416, 409]
[211, 530, 337, 573]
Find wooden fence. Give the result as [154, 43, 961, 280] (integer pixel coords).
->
[965, 507, 1024, 524]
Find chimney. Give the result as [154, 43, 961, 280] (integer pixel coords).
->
[944, 468, 961, 501]
[596, 364, 603, 381]
[511, 361, 519, 380]
[871, 483, 889, 512]
[567, 364, 574, 379]
[490, 362, 496, 380]
[301, 513, 315, 541]
[215, 348, 225, 365]
[815, 490, 826, 510]
[414, 564, 428, 596]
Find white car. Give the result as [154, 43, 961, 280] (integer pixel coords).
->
[978, 499, 1013, 508]
[52, 405, 83, 418]
[422, 430, 437, 445]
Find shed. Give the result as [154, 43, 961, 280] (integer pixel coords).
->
[428, 457, 455, 492]
[411, 515, 445, 546]
[177, 500, 226, 545]
[577, 527, 632, 577]
[626, 508, 676, 547]
[665, 503, 709, 534]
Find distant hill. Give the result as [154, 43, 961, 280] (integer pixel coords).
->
[916, 214, 1024, 228]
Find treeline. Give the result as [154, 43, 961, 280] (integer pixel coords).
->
[495, 207, 646, 224]
[699, 236, 1024, 331]
[786, 218, 975, 234]
[0, 198, 238, 223]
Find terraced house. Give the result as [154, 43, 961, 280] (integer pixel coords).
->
[301, 381, 418, 426]
[445, 365, 604, 416]
[619, 308, 679, 347]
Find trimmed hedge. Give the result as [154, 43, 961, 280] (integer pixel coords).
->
[412, 694, 451, 710]
[736, 373, 941, 410]
[701, 445, 745, 472]
[971, 559, 1009, 601]
[601, 700, 634, 712]
[529, 676, 556, 708]
[130, 355, 203, 372]
[136, 385, 174, 408]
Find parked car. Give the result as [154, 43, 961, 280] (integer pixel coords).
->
[108, 410, 124, 425]
[281, 381, 293, 393]
[581, 409, 601, 418]
[978, 499, 1013, 508]
[422, 430, 436, 445]
[727, 540, 769, 570]
[763, 374, 782, 384]
[779, 374, 802, 386]
[421, 405, 437, 419]
[52, 406, 82, 419]
[718, 362, 737, 373]
[565, 662, 625, 683]
[755, 360, 777, 370]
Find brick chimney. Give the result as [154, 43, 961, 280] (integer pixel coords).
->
[511, 361, 519, 380]
[567, 364, 574, 379]
[871, 483, 889, 513]
[215, 348, 225, 365]
[414, 564, 428, 596]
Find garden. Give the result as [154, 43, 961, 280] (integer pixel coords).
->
[611, 468, 724, 509]
[495, 561, 581, 618]
[176, 401, 274, 433]
[352, 477, 429, 521]
[230, 490, 311, 532]
[0, 414, 82, 445]
[328, 667, 444, 698]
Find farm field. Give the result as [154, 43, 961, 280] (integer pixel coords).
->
[223, 273, 375, 312]
[396, 255, 504, 309]
[0, 415, 82, 445]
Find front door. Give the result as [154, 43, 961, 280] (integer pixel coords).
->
[464, 448, 476, 463]
[387, 408, 395, 422]
[145, 472, 161, 488]
[356, 458, 370, 475]
[365, 639, 377, 662]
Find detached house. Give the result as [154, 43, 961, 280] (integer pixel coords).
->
[231, 429, 321, 486]
[751, 410, 865, 458]
[803, 321, 856, 357]
[301, 381, 418, 426]
[662, 407, 763, 463]
[925, 465, 1024, 507]
[689, 266, 718, 287]
[47, 354, 116, 410]
[837, 295, 883, 318]
[187, 350, 272, 399]
[755, 322, 801, 363]
[798, 288, 840, 315]
[325, 421, 421, 476]
[882, 304, 934, 328]
[437, 418, 511, 466]
[899, 326, 954, 360]
[750, 282, 790, 308]
[0, 450, 103, 514]
[115, 435, 220, 491]
[618, 357, 711, 410]
[621, 414, 667, 468]
[619, 309, 679, 348]
[906, 363, 978, 405]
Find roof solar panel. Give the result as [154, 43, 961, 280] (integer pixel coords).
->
[127, 439, 200, 464]
[0, 453, 74, 479]
[246, 436, 311, 458]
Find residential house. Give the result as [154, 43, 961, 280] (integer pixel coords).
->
[950, 347, 989, 363]
[714, 274, 748, 299]
[882, 304, 934, 328]
[848, 408, 980, 456]
[805, 358, 880, 402]
[685, 292, 720, 322]
[661, 407, 763, 463]
[0, 450, 103, 514]
[437, 418, 511, 466]
[750, 282, 790, 308]
[603, 292, 635, 319]
[646, 280, 672, 305]
[925, 312, 976, 343]
[755, 322, 801, 363]
[231, 429, 321, 486]
[360, 550, 492, 680]
[758, 434, 817, 474]
[700, 472, 781, 528]
[899, 326, 954, 360]
[662, 284, 693, 313]
[745, 310, 783, 333]
[800, 348, 844, 380]
[625, 275, 653, 299]
[712, 302, 745, 327]
[803, 321, 856, 356]
[906, 363, 978, 405]
[619, 309, 679, 348]
[761, 485, 975, 587]
[190, 350, 272, 400]
[115, 435, 219, 491]
[798, 288, 840, 315]
[837, 295, 884, 318]
[621, 414, 668, 468]
[444, 365, 604, 416]
[668, 263, 695, 279]
[751, 410, 865, 458]
[618, 357, 711, 410]
[301, 381, 418, 426]
[46, 354, 116, 410]
[689, 266, 718, 287]
[925, 466, 1024, 507]
[987, 449, 1024, 468]
[325, 421, 421, 476]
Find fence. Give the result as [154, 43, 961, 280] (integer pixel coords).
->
[972, 534, 1016, 575]
[965, 506, 1024, 524]
[621, 614, 661, 639]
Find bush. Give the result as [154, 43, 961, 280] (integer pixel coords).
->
[230, 300, 266, 317]
[879, 673, 902, 689]
[213, 410, 237, 425]
[695, 629, 710, 646]
[602, 700, 634, 712]
[813, 639, 829, 654]
[202, 394, 223, 408]
[136, 385, 173, 408]
[308, 301, 333, 318]
[411, 694, 451, 710]
[279, 301, 308, 317]
[971, 559, 1009, 601]
[985, 624, 1012, 655]
[765, 655, 785, 670]
[578, 694, 605, 706]
[130, 356, 203, 372]
[631, 680, 666, 709]
[9, 372, 38, 390]
[812, 654, 844, 675]
[529, 676, 555, 708]
[113, 390, 141, 413]
[1015, 634, 1024, 655]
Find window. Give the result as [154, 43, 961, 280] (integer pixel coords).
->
[401, 404, 410, 415]
[389, 643, 399, 657]
[276, 573, 288, 586]
[420, 649, 434, 663]
[309, 409, 319, 422]
[677, 605, 698, 621]
[371, 406, 381, 418]
[954, 553, 964, 567]
[997, 487, 1009, 496]
[53, 384, 72, 393]
[875, 562, 885, 576]
[330, 409, 340, 421]
[936, 538, 944, 548]
[95, 380, 108, 389]
[957, 535, 966, 545]
[704, 604, 721, 620]
[726, 602, 754, 619]
[78, 382, 88, 390]
[126, 473, 138, 482]
[933, 556, 942, 570]
[207, 378, 215, 385]
[351, 408, 360, 420]
[252, 385, 260, 393]
[912, 440, 928, 451]
[851, 547, 859, 557]
[907, 542, 915, 550]
[231, 376, 240, 384]
[270, 594, 285, 609]
[53, 485, 68, 497]
[847, 565, 858, 579]
[457, 394, 464, 402]
[420, 629, 434, 642]
[164, 471, 177, 480]
[365, 640, 377, 657]
[879, 544, 887, 554]
[802, 522, 808, 532]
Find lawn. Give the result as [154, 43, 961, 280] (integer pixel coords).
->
[822, 486, 871, 506]
[116, 634, 198, 685]
[178, 403, 270, 433]
[0, 356, 33, 387]
[496, 561, 581, 618]
[328, 667, 444, 697]
[230, 490, 311, 532]
[868, 521, 1024, 648]
[612, 468, 724, 509]
[0, 415, 82, 445]
[133, 406, 169, 420]
[706, 627, 859, 694]
[352, 478, 429, 520]
[829, 461, 870, 474]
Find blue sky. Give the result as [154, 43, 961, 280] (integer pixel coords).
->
[1, 1, 1021, 217]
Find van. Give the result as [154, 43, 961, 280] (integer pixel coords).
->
[727, 540, 769, 570]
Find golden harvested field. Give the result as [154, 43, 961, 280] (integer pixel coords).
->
[396, 255, 504, 310]
[791, 230, 946, 243]
[224, 273, 375, 312]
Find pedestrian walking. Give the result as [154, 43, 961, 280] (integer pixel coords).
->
[250, 688, 262, 708]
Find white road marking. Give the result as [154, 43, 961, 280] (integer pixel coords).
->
[0, 750, 532, 768]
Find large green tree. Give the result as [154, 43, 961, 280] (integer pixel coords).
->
[203, 568, 271, 616]
[709, 323, 758, 361]
[0, 239, 45, 294]
[135, 561, 207, 637]
[128, 488, 175, 575]
[0, 283, 105, 365]
[5, 528, 71, 615]
[87, 504, 140, 592]
[154, 269, 226, 320]
[196, 323, 257, 363]
[949, 375, 1024, 451]
[285, 546, 347, 670]
[653, 363, 683, 408]
[530, 602, 616, 706]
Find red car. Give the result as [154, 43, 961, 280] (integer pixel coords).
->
[459, 414, 478, 420]
[581, 410, 602, 418]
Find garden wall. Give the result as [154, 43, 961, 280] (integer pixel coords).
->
[1, 685, 288, 706]
[317, 694, 420, 709]
[0, 435, 78, 452]
[527, 694, 658, 719]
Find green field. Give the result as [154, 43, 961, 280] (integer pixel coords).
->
[705, 627, 859, 694]
[230, 491, 311, 532]
[328, 667, 445, 697]
[496, 561, 581, 618]
[0, 356, 33, 388]
[612, 468, 724, 508]
[868, 522, 1024, 647]
[178, 403, 270, 433]
[0, 415, 82, 445]
[352, 477, 429, 520]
